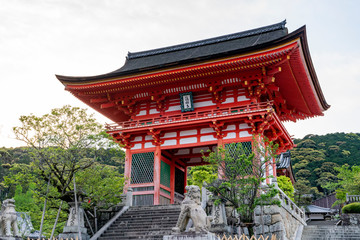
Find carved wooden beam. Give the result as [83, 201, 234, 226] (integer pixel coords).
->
[112, 132, 134, 149]
[151, 94, 168, 112]
[209, 120, 225, 139]
[148, 129, 164, 146]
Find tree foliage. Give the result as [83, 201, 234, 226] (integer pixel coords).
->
[203, 137, 279, 223]
[331, 164, 360, 195]
[0, 105, 126, 237]
[76, 163, 125, 209]
[12, 105, 114, 203]
[187, 165, 217, 189]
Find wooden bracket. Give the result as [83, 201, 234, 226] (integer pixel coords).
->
[112, 132, 134, 149]
[148, 129, 164, 146]
[209, 120, 225, 139]
[208, 85, 224, 104]
[151, 94, 168, 112]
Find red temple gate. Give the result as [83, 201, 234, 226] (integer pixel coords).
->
[56, 21, 329, 205]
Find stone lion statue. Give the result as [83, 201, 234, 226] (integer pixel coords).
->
[0, 199, 19, 237]
[172, 185, 212, 233]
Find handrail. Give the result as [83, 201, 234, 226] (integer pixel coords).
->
[277, 187, 306, 224]
[106, 102, 274, 131]
[174, 192, 184, 204]
[346, 193, 360, 203]
[89, 206, 129, 240]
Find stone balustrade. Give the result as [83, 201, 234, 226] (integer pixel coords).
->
[346, 193, 360, 203]
[276, 187, 306, 225]
[253, 180, 307, 239]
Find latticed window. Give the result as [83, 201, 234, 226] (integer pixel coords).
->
[226, 141, 252, 157]
[131, 152, 154, 184]
[225, 141, 253, 175]
[160, 161, 171, 188]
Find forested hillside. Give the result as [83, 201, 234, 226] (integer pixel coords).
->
[291, 132, 360, 199]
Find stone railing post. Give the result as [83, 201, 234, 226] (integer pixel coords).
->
[201, 185, 208, 209]
[126, 187, 133, 206]
[58, 202, 89, 240]
[272, 178, 306, 224]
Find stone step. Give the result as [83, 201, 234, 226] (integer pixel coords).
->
[122, 211, 181, 216]
[304, 231, 360, 235]
[111, 215, 179, 221]
[302, 238, 360, 240]
[107, 227, 172, 234]
[301, 225, 360, 240]
[103, 230, 171, 237]
[107, 224, 176, 231]
[98, 205, 181, 240]
[305, 226, 360, 229]
[100, 237, 163, 240]
[109, 219, 178, 226]
[120, 212, 180, 218]
[112, 215, 179, 221]
[127, 205, 181, 212]
[117, 214, 180, 220]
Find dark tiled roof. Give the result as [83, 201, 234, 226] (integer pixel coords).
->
[127, 20, 287, 60]
[57, 20, 289, 83]
[306, 205, 336, 214]
[276, 150, 291, 169]
[113, 20, 287, 74]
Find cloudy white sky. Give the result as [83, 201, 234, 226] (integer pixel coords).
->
[1, 0, 359, 147]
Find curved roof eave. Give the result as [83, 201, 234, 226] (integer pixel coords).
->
[56, 25, 329, 113]
[280, 26, 330, 112]
[56, 21, 289, 84]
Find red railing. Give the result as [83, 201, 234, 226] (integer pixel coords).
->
[106, 102, 273, 131]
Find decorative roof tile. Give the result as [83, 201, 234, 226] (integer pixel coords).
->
[127, 20, 287, 59]
[276, 150, 291, 169]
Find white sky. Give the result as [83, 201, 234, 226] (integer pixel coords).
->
[1, 0, 359, 147]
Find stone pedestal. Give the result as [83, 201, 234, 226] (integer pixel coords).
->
[58, 202, 89, 240]
[163, 232, 219, 240]
[210, 203, 230, 234]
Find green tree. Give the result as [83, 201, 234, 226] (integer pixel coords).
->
[4, 163, 68, 236]
[203, 137, 279, 227]
[10, 105, 125, 237]
[187, 165, 217, 189]
[334, 164, 360, 195]
[76, 163, 125, 210]
[12, 105, 114, 203]
[294, 179, 312, 206]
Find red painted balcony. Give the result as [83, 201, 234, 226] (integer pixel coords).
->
[106, 102, 274, 132]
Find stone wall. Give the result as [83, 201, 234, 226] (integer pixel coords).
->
[341, 213, 360, 225]
[253, 184, 306, 240]
[254, 205, 304, 240]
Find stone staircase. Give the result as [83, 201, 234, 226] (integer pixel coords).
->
[301, 225, 360, 240]
[98, 204, 181, 240]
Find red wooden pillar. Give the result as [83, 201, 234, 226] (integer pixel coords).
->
[153, 144, 161, 205]
[184, 166, 188, 194]
[217, 137, 225, 179]
[266, 159, 270, 184]
[211, 120, 225, 179]
[272, 157, 277, 178]
[170, 159, 175, 204]
[124, 148, 132, 193]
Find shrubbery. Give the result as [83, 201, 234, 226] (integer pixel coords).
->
[342, 202, 360, 213]
[277, 175, 295, 201]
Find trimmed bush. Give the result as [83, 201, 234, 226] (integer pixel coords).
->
[342, 202, 360, 213]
